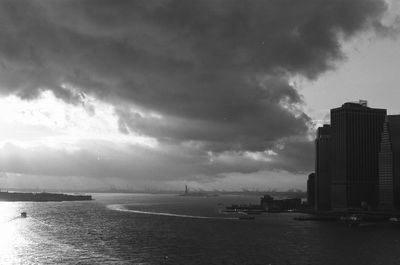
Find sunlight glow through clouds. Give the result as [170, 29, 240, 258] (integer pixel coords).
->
[0, 88, 286, 191]
[0, 90, 158, 149]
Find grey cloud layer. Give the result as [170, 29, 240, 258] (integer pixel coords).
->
[0, 0, 390, 178]
[0, 139, 312, 182]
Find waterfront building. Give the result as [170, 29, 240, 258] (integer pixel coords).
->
[378, 115, 400, 211]
[307, 173, 315, 208]
[315, 125, 331, 211]
[330, 101, 386, 210]
[260, 195, 302, 212]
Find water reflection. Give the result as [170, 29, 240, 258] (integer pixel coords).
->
[0, 202, 27, 265]
[1, 195, 400, 264]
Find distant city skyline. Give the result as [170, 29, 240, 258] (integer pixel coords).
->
[0, 0, 399, 191]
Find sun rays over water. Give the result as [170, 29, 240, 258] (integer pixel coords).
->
[0, 203, 28, 264]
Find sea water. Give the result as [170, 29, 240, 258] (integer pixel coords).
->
[1, 193, 400, 265]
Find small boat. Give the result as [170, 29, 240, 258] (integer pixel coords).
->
[244, 210, 263, 215]
[21, 212, 27, 218]
[341, 214, 361, 226]
[238, 215, 255, 220]
[238, 212, 255, 220]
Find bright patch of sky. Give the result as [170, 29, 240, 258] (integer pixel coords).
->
[301, 0, 400, 126]
[0, 90, 157, 149]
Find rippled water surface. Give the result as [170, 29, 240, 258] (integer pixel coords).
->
[2, 193, 400, 264]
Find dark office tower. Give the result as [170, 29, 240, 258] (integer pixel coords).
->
[378, 115, 400, 211]
[378, 117, 394, 210]
[315, 125, 331, 211]
[331, 102, 386, 210]
[307, 173, 315, 207]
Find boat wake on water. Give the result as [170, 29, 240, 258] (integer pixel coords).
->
[107, 204, 237, 220]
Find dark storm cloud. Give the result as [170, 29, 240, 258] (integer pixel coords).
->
[114, 75, 311, 152]
[269, 139, 315, 174]
[0, 0, 391, 174]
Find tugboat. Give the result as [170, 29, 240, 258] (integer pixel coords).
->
[20, 212, 27, 218]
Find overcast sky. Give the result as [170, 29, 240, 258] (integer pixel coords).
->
[0, 0, 399, 191]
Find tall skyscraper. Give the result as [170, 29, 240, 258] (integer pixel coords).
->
[307, 173, 315, 207]
[315, 124, 331, 211]
[331, 101, 386, 209]
[378, 115, 400, 211]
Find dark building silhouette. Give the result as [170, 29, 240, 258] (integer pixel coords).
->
[260, 195, 302, 212]
[315, 125, 331, 211]
[378, 117, 394, 210]
[331, 101, 386, 210]
[379, 115, 400, 211]
[307, 173, 315, 207]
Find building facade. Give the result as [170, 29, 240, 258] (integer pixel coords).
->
[330, 102, 386, 210]
[378, 117, 394, 210]
[315, 125, 331, 211]
[378, 115, 400, 211]
[307, 173, 315, 207]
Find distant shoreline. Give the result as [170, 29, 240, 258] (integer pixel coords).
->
[0, 188, 306, 197]
[0, 191, 92, 202]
